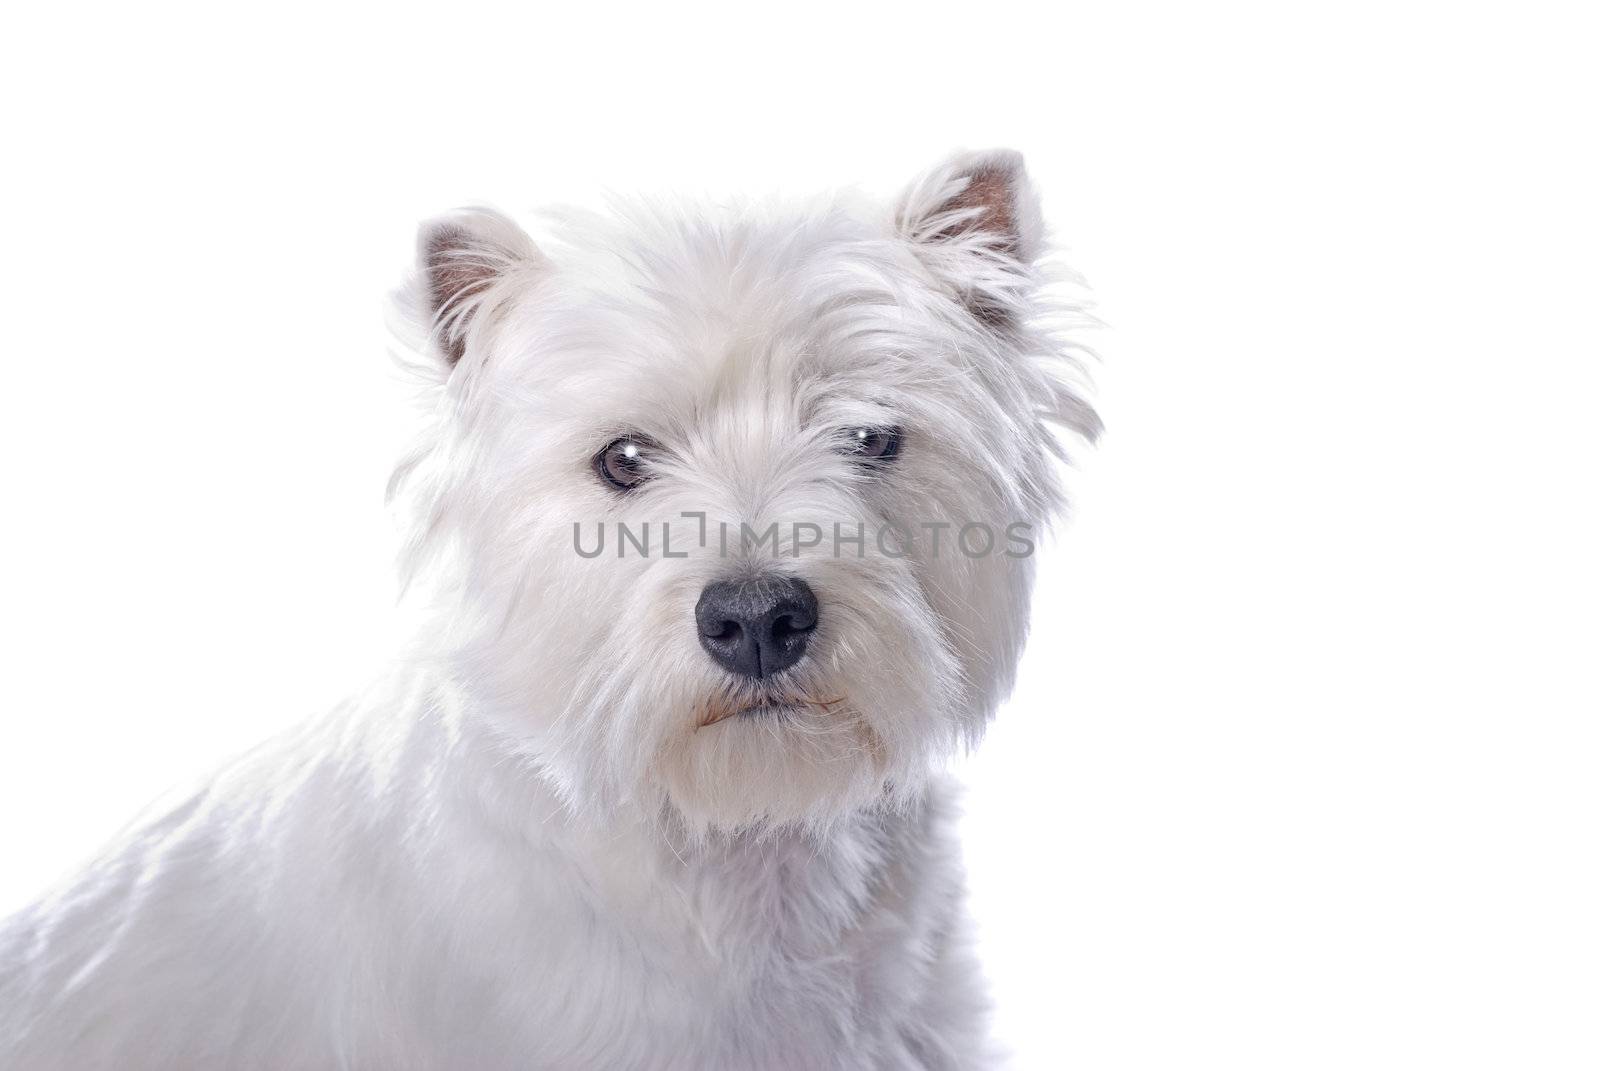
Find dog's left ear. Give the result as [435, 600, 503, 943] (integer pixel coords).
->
[413, 207, 543, 369]
[896, 149, 1044, 326]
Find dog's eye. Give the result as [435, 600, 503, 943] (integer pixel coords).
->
[594, 436, 656, 492]
[842, 427, 901, 466]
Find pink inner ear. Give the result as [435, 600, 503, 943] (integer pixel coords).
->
[424, 228, 499, 366]
[940, 166, 1019, 252]
[425, 228, 496, 317]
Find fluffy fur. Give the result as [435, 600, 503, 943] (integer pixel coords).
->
[0, 149, 1098, 1069]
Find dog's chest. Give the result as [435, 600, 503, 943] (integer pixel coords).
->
[415, 807, 951, 1068]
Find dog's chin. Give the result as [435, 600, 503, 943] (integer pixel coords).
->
[654, 687, 897, 833]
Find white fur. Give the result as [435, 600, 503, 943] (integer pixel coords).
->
[0, 150, 1098, 1069]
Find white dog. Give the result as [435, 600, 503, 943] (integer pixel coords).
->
[0, 150, 1098, 1069]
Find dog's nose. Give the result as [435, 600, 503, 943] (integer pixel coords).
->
[695, 576, 818, 680]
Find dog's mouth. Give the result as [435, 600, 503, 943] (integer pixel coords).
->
[694, 688, 846, 729]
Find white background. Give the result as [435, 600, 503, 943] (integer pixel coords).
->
[2, 3, 1596, 1067]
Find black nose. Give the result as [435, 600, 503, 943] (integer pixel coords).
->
[695, 576, 818, 680]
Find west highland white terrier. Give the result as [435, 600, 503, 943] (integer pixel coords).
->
[0, 149, 1099, 1069]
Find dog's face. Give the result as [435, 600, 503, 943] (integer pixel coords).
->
[394, 151, 1098, 833]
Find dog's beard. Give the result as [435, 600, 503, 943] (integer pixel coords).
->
[650, 620, 962, 834]
[655, 673, 895, 834]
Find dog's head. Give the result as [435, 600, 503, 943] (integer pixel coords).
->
[392, 150, 1098, 834]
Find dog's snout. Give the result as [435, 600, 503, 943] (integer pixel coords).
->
[695, 576, 818, 680]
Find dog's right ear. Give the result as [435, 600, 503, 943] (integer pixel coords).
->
[414, 208, 542, 368]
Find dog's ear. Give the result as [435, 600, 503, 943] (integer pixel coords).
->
[414, 208, 542, 368]
[896, 149, 1044, 326]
